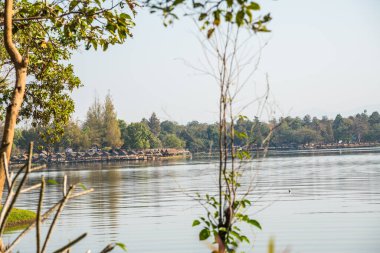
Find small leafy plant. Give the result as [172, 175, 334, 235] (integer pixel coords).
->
[192, 147, 262, 252]
[190, 14, 273, 251]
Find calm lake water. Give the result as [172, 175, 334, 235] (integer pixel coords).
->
[4, 149, 380, 253]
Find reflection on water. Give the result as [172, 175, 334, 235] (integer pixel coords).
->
[4, 150, 380, 253]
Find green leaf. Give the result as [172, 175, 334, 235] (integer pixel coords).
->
[218, 226, 227, 232]
[193, 2, 203, 8]
[241, 235, 250, 243]
[225, 12, 233, 22]
[199, 13, 207, 21]
[115, 242, 127, 251]
[213, 11, 221, 26]
[238, 115, 249, 121]
[192, 220, 201, 227]
[230, 230, 242, 241]
[69, 0, 79, 11]
[236, 10, 245, 26]
[120, 13, 132, 20]
[77, 183, 88, 190]
[199, 228, 210, 240]
[173, 0, 185, 5]
[248, 219, 262, 230]
[47, 179, 58, 185]
[248, 2, 260, 10]
[235, 131, 248, 139]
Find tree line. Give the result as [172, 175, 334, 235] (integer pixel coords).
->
[10, 96, 380, 154]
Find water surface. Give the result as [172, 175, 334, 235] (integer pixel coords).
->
[4, 150, 380, 253]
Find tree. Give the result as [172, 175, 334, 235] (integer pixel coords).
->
[148, 112, 160, 136]
[118, 119, 128, 148]
[367, 111, 380, 142]
[206, 124, 219, 152]
[103, 93, 123, 148]
[160, 120, 181, 134]
[161, 134, 185, 148]
[295, 127, 321, 145]
[141, 118, 149, 126]
[149, 134, 162, 148]
[303, 114, 311, 126]
[319, 117, 334, 143]
[83, 97, 104, 147]
[59, 120, 86, 151]
[369, 111, 380, 126]
[333, 114, 353, 142]
[289, 117, 303, 130]
[179, 121, 209, 152]
[352, 113, 368, 143]
[190, 24, 269, 252]
[124, 122, 160, 149]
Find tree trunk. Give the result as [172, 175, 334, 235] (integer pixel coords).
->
[0, 0, 28, 200]
[0, 67, 27, 199]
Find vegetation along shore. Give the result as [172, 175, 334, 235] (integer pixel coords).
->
[8, 97, 380, 156]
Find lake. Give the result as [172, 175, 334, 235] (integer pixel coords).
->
[3, 149, 380, 253]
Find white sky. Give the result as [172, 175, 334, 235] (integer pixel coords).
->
[71, 0, 380, 124]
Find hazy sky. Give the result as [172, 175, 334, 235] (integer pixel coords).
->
[71, 0, 380, 124]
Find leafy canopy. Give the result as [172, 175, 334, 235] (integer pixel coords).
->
[145, 0, 271, 37]
[0, 0, 136, 142]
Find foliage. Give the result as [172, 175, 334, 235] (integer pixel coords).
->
[82, 95, 123, 148]
[2, 207, 36, 227]
[123, 122, 161, 149]
[103, 93, 123, 148]
[83, 97, 104, 147]
[192, 113, 264, 252]
[160, 120, 181, 134]
[189, 24, 268, 252]
[193, 189, 262, 250]
[148, 112, 161, 136]
[0, 0, 136, 137]
[11, 110, 380, 153]
[161, 133, 185, 148]
[145, 0, 271, 37]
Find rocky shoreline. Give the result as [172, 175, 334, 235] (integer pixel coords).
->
[10, 148, 192, 164]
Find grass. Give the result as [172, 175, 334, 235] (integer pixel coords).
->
[0, 207, 36, 230]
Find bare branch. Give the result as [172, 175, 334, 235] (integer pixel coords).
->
[20, 183, 42, 193]
[36, 176, 45, 253]
[63, 174, 67, 197]
[41, 186, 75, 253]
[0, 142, 33, 236]
[2, 152, 11, 190]
[100, 244, 116, 253]
[6, 188, 94, 252]
[52, 233, 87, 253]
[31, 164, 47, 172]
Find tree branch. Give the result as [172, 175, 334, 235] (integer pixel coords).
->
[4, 0, 23, 65]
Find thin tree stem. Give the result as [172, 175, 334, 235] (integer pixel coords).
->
[36, 176, 45, 253]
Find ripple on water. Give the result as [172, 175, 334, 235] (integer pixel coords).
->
[5, 151, 380, 253]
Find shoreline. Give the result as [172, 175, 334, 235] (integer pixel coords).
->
[10, 148, 192, 165]
[193, 144, 380, 158]
[10, 154, 192, 166]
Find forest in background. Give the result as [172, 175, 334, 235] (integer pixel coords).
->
[6, 95, 380, 154]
